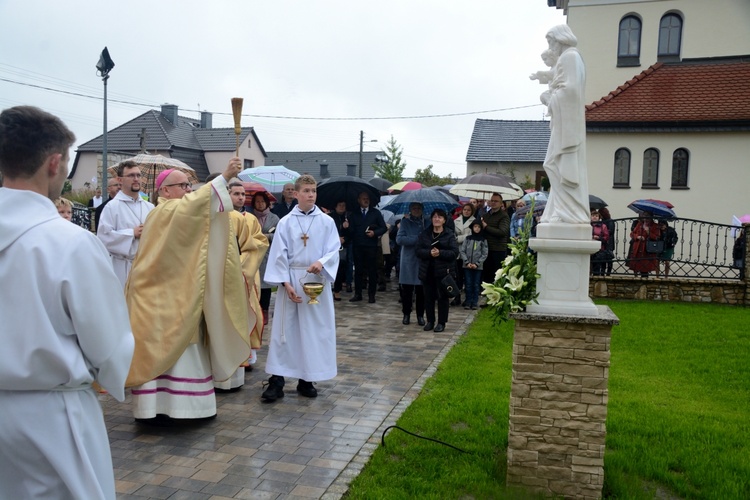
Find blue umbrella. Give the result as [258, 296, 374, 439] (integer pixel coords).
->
[627, 199, 676, 219]
[381, 188, 460, 216]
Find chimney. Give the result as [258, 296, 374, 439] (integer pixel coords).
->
[200, 111, 213, 129]
[161, 104, 178, 125]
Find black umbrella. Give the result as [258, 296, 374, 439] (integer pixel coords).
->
[589, 194, 608, 210]
[316, 176, 381, 211]
[368, 177, 392, 193]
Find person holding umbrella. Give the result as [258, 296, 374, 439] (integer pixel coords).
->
[397, 202, 427, 326]
[626, 211, 660, 277]
[416, 209, 459, 332]
[481, 192, 511, 284]
[348, 191, 387, 303]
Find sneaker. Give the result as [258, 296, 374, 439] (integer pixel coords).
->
[297, 379, 318, 398]
[261, 375, 285, 402]
[471, 305, 477, 310]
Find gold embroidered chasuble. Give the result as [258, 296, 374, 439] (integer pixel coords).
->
[125, 181, 250, 387]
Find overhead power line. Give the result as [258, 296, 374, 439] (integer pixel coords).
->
[1, 76, 542, 122]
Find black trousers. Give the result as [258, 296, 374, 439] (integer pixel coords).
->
[333, 251, 347, 293]
[400, 284, 425, 317]
[353, 245, 378, 297]
[260, 288, 271, 311]
[422, 276, 449, 325]
[482, 250, 507, 284]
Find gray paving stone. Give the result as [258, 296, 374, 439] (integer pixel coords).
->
[101, 285, 473, 499]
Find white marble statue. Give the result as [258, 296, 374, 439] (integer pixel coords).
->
[530, 25, 590, 225]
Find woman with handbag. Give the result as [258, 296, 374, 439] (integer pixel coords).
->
[416, 209, 459, 332]
[453, 203, 475, 306]
[626, 211, 660, 277]
[590, 210, 610, 276]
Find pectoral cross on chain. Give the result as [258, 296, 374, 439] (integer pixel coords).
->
[301, 233, 309, 247]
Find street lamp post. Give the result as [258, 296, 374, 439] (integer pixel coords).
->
[358, 130, 377, 178]
[96, 47, 115, 191]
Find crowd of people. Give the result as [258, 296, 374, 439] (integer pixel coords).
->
[11, 104, 742, 498]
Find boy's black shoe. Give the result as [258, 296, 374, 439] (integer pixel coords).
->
[297, 380, 318, 398]
[261, 375, 285, 402]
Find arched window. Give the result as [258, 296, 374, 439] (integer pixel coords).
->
[658, 13, 682, 61]
[642, 148, 659, 187]
[613, 148, 631, 187]
[618, 15, 641, 67]
[671, 148, 689, 188]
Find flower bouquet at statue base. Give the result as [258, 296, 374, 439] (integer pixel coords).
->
[481, 206, 541, 323]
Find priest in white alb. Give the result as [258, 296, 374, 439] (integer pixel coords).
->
[261, 174, 340, 402]
[97, 160, 154, 287]
[125, 159, 251, 420]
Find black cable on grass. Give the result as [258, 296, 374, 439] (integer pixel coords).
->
[381, 425, 470, 454]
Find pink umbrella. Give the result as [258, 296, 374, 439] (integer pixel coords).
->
[388, 181, 422, 192]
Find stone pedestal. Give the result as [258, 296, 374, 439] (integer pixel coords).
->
[506, 307, 619, 499]
[527, 223, 601, 317]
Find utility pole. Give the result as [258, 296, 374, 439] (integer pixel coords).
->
[358, 131, 377, 179]
[358, 130, 364, 178]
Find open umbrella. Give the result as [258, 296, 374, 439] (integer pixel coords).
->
[428, 184, 460, 201]
[514, 199, 547, 218]
[238, 165, 299, 192]
[109, 153, 199, 198]
[449, 173, 524, 201]
[388, 180, 422, 192]
[368, 177, 392, 193]
[589, 194, 608, 210]
[521, 191, 548, 203]
[731, 215, 750, 237]
[242, 181, 276, 209]
[316, 175, 381, 210]
[381, 188, 460, 216]
[627, 199, 676, 219]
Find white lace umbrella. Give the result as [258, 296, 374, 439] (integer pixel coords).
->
[238, 165, 300, 192]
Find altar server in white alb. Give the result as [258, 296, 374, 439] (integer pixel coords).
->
[0, 105, 134, 500]
[97, 159, 154, 287]
[262, 174, 340, 402]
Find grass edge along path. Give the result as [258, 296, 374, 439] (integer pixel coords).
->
[344, 300, 749, 500]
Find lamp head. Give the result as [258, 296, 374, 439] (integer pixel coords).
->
[96, 47, 115, 77]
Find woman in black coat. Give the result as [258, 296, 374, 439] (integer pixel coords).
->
[416, 209, 459, 332]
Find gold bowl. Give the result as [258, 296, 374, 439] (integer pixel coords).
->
[301, 283, 325, 304]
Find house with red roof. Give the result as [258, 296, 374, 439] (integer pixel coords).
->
[548, 0, 750, 222]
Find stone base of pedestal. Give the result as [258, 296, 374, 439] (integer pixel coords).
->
[528, 223, 601, 317]
[506, 307, 619, 500]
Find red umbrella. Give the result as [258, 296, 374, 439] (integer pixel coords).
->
[243, 181, 276, 209]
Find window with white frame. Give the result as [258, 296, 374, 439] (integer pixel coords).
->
[618, 15, 642, 67]
[658, 13, 682, 61]
[642, 148, 659, 187]
[671, 148, 689, 188]
[613, 148, 631, 187]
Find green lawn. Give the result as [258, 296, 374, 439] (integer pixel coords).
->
[344, 300, 750, 499]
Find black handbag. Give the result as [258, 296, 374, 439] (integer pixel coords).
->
[440, 271, 460, 298]
[646, 240, 664, 253]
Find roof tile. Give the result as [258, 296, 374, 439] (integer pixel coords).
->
[586, 57, 750, 123]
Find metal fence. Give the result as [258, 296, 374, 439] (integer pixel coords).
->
[605, 218, 744, 280]
[71, 203, 92, 232]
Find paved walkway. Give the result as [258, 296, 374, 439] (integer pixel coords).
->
[105, 283, 477, 499]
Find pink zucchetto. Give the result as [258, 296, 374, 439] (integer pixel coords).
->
[155, 169, 175, 190]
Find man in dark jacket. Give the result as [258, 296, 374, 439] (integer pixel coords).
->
[481, 192, 510, 283]
[93, 177, 121, 232]
[347, 191, 386, 303]
[271, 182, 297, 219]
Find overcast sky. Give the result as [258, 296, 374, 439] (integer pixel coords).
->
[0, 0, 565, 177]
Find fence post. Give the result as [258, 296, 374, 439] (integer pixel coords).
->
[743, 223, 749, 306]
